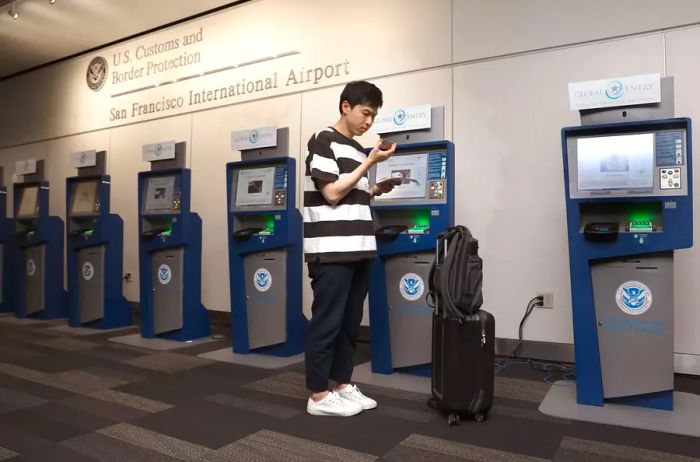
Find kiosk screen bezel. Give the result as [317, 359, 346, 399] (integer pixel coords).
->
[141, 173, 183, 215]
[69, 179, 99, 216]
[17, 185, 39, 218]
[567, 126, 689, 199]
[231, 163, 287, 212]
[370, 148, 448, 206]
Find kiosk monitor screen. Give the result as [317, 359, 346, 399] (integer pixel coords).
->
[70, 180, 98, 215]
[234, 166, 276, 207]
[17, 186, 39, 217]
[373, 152, 429, 201]
[143, 175, 180, 213]
[577, 133, 654, 191]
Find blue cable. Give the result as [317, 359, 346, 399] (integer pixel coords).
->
[496, 358, 576, 386]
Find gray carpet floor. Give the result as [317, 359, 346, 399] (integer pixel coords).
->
[0, 315, 699, 461]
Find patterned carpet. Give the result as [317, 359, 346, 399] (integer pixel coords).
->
[0, 315, 699, 461]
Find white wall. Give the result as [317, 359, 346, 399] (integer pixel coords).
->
[1, 0, 700, 351]
[664, 27, 700, 355]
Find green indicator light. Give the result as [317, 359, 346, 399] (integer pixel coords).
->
[257, 215, 275, 235]
[628, 203, 656, 224]
[161, 229, 172, 236]
[413, 209, 430, 227]
[85, 228, 94, 235]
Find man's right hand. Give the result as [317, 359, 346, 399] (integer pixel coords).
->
[368, 139, 396, 164]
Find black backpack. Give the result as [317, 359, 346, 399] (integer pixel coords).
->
[427, 225, 484, 320]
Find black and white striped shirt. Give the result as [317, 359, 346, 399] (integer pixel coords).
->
[303, 127, 376, 263]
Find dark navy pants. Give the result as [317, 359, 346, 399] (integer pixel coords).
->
[305, 260, 370, 392]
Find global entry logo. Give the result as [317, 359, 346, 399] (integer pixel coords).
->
[393, 109, 407, 126]
[248, 130, 259, 144]
[615, 280, 652, 315]
[254, 268, 272, 292]
[605, 80, 624, 100]
[399, 273, 424, 301]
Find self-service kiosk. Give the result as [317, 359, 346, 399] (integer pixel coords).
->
[138, 143, 210, 341]
[227, 128, 307, 356]
[562, 117, 692, 410]
[14, 160, 67, 319]
[66, 152, 132, 328]
[0, 169, 15, 314]
[368, 140, 454, 374]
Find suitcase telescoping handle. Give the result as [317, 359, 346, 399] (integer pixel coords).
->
[432, 236, 449, 317]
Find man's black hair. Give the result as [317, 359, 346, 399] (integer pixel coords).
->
[338, 81, 383, 114]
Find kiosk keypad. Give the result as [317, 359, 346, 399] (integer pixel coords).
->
[659, 168, 682, 190]
[428, 180, 445, 199]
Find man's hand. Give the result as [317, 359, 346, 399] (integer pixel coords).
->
[368, 138, 396, 164]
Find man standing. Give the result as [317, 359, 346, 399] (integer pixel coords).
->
[304, 81, 396, 416]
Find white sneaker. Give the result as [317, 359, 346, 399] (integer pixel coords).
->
[307, 391, 363, 416]
[336, 384, 377, 410]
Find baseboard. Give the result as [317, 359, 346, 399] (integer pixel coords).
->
[675, 353, 700, 376]
[137, 311, 700, 376]
[495, 338, 575, 363]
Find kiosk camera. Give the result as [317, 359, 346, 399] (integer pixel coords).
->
[14, 160, 67, 319]
[0, 168, 15, 314]
[138, 142, 210, 340]
[368, 133, 454, 374]
[562, 117, 692, 410]
[66, 152, 132, 328]
[227, 127, 307, 356]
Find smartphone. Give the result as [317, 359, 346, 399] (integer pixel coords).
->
[379, 138, 395, 150]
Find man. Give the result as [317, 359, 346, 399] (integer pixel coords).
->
[304, 80, 397, 416]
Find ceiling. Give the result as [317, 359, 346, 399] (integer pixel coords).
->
[0, 0, 243, 79]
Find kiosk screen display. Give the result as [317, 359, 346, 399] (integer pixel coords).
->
[70, 180, 98, 215]
[143, 175, 179, 212]
[17, 186, 39, 217]
[235, 167, 276, 207]
[374, 153, 429, 201]
[577, 133, 654, 191]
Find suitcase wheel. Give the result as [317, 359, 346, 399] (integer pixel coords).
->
[474, 413, 486, 422]
[447, 413, 460, 426]
[427, 397, 438, 410]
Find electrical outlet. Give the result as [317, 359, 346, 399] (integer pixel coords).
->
[537, 292, 554, 309]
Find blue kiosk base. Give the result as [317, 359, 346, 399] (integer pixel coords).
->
[540, 384, 700, 438]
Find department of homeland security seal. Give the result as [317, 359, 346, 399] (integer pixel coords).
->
[82, 261, 95, 281]
[26, 259, 36, 277]
[157, 264, 172, 285]
[254, 268, 272, 292]
[86, 57, 108, 91]
[615, 280, 653, 315]
[399, 273, 424, 301]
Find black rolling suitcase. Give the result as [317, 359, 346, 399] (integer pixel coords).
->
[427, 226, 495, 425]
